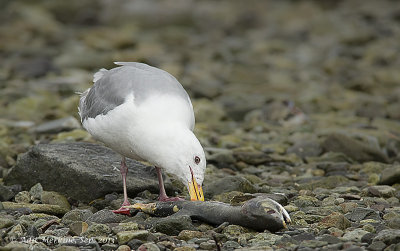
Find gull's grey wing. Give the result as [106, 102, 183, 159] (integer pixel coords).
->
[78, 62, 192, 123]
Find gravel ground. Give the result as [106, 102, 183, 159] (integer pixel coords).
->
[1, 0, 400, 250]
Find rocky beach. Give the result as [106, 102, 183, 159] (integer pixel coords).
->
[1, 0, 400, 250]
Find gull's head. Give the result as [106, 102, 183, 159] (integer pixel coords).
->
[154, 128, 206, 201]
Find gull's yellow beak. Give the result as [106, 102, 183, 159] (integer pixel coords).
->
[188, 176, 204, 201]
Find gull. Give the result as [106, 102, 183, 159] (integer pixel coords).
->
[78, 62, 206, 214]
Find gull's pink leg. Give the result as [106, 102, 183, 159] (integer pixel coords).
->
[156, 166, 184, 202]
[113, 157, 131, 215]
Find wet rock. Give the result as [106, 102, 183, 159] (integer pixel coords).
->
[319, 212, 351, 230]
[33, 116, 81, 134]
[150, 215, 195, 236]
[117, 230, 150, 244]
[4, 143, 167, 202]
[204, 176, 257, 197]
[322, 133, 388, 163]
[86, 209, 128, 224]
[41, 191, 71, 210]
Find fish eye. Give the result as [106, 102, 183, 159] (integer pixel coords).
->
[194, 156, 200, 164]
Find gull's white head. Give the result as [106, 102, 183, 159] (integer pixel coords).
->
[146, 126, 206, 201]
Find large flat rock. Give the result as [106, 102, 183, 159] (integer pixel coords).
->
[4, 142, 171, 202]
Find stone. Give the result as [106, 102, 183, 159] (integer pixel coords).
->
[150, 215, 195, 236]
[293, 196, 321, 208]
[61, 209, 93, 225]
[4, 143, 168, 202]
[379, 165, 400, 185]
[69, 221, 89, 236]
[112, 222, 139, 234]
[192, 99, 226, 123]
[232, 147, 272, 165]
[29, 183, 43, 201]
[372, 229, 400, 245]
[102, 244, 120, 251]
[199, 240, 217, 250]
[318, 234, 341, 244]
[298, 176, 349, 190]
[321, 133, 388, 163]
[7, 224, 25, 239]
[117, 230, 150, 244]
[177, 230, 204, 241]
[86, 209, 128, 224]
[137, 243, 160, 251]
[82, 223, 111, 238]
[319, 212, 351, 230]
[14, 191, 31, 203]
[33, 116, 81, 134]
[249, 232, 282, 246]
[366, 185, 396, 198]
[116, 245, 131, 251]
[222, 224, 248, 237]
[340, 202, 358, 213]
[287, 140, 322, 158]
[204, 176, 257, 197]
[2, 202, 69, 215]
[127, 239, 143, 250]
[41, 191, 71, 210]
[368, 241, 387, 251]
[0, 216, 16, 229]
[0, 184, 14, 201]
[207, 150, 236, 169]
[54, 246, 81, 251]
[223, 240, 240, 249]
[342, 229, 369, 242]
[174, 247, 196, 251]
[345, 208, 380, 222]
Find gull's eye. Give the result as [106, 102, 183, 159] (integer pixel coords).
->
[194, 156, 200, 164]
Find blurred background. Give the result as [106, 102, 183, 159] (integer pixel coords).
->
[1, 0, 400, 176]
